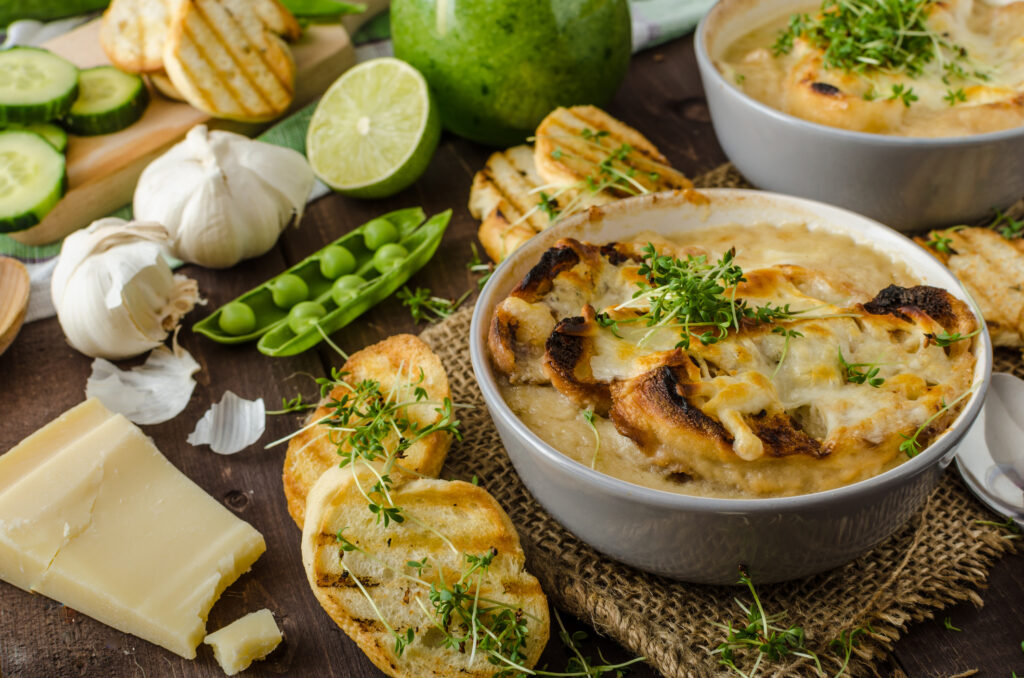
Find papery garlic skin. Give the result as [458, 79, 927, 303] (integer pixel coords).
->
[133, 125, 315, 269]
[51, 218, 200, 360]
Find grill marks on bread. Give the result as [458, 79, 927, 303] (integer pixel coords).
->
[300, 467, 549, 678]
[917, 225, 1024, 348]
[163, 0, 299, 122]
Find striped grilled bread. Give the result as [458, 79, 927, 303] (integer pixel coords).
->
[301, 465, 550, 678]
[162, 0, 300, 122]
[101, 0, 181, 73]
[533, 106, 692, 196]
[917, 225, 1024, 347]
[282, 334, 452, 527]
[468, 107, 691, 264]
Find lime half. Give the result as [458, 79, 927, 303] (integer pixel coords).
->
[307, 57, 440, 199]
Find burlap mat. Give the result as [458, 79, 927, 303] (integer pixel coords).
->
[420, 165, 1022, 678]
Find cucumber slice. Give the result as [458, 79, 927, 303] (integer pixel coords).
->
[0, 48, 79, 125]
[64, 67, 149, 136]
[0, 130, 67, 233]
[1, 123, 68, 152]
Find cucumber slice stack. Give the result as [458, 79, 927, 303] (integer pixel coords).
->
[64, 66, 149, 136]
[0, 130, 67, 233]
[0, 48, 79, 125]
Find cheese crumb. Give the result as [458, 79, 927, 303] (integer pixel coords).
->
[204, 609, 282, 675]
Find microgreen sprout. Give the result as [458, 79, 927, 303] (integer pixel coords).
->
[582, 408, 601, 468]
[924, 231, 955, 254]
[838, 348, 886, 387]
[772, 0, 986, 102]
[538, 191, 561, 220]
[888, 84, 918, 107]
[829, 626, 875, 676]
[771, 327, 803, 380]
[990, 209, 1024, 239]
[551, 608, 646, 677]
[927, 327, 981, 348]
[266, 393, 317, 414]
[898, 386, 976, 457]
[617, 245, 827, 349]
[973, 518, 1022, 539]
[711, 568, 821, 677]
[943, 88, 967, 106]
[398, 286, 472, 324]
[468, 243, 495, 289]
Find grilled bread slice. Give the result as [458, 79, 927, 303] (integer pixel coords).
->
[149, 71, 186, 101]
[101, 0, 181, 73]
[301, 465, 550, 678]
[917, 226, 1024, 347]
[283, 334, 452, 527]
[469, 145, 613, 263]
[533, 105, 692, 197]
[163, 0, 300, 122]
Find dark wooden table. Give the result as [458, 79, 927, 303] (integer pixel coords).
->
[1, 33, 1022, 678]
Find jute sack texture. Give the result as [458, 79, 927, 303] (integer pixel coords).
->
[421, 164, 1022, 678]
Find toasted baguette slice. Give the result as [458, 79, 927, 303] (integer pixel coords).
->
[100, 0, 181, 73]
[163, 0, 299, 122]
[534, 105, 692, 196]
[283, 334, 452, 527]
[302, 466, 550, 678]
[149, 71, 186, 101]
[917, 226, 1024, 347]
[469, 145, 613, 263]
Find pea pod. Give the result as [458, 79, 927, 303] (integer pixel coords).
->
[257, 210, 452, 356]
[193, 207, 428, 344]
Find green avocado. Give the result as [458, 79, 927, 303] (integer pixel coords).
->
[391, 0, 631, 147]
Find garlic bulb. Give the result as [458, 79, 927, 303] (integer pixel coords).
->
[133, 125, 315, 268]
[51, 218, 199, 360]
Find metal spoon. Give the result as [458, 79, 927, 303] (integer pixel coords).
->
[956, 373, 1024, 527]
[0, 257, 29, 357]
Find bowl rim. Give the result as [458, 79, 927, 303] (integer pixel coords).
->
[693, 0, 1024, 148]
[469, 188, 993, 513]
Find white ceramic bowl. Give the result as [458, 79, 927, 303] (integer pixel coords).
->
[469, 190, 992, 584]
[695, 0, 1024, 231]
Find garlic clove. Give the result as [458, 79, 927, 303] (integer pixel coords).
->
[133, 125, 315, 269]
[51, 218, 199, 360]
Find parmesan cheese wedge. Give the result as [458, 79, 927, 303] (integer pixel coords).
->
[0, 398, 266, 659]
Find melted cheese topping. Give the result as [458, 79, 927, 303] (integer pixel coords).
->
[495, 224, 977, 498]
[717, 0, 1024, 136]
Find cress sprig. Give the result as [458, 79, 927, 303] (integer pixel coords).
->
[837, 348, 886, 387]
[615, 245, 820, 350]
[336, 532, 644, 676]
[772, 0, 987, 105]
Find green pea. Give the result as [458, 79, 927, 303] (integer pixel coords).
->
[288, 301, 327, 334]
[269, 273, 309, 309]
[363, 218, 399, 250]
[319, 245, 357, 279]
[218, 302, 256, 335]
[331, 274, 366, 306]
[373, 243, 409, 274]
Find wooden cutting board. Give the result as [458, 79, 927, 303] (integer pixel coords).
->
[9, 6, 384, 247]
